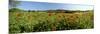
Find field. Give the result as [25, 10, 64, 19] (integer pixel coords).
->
[9, 9, 94, 33]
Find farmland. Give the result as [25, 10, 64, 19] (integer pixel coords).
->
[9, 8, 94, 33]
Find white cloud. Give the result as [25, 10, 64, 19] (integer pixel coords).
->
[18, 0, 94, 5]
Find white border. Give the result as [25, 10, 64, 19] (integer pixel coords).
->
[0, 0, 8, 34]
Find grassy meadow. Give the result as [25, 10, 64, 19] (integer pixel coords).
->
[9, 8, 94, 33]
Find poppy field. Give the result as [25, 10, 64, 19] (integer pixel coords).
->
[9, 9, 94, 33]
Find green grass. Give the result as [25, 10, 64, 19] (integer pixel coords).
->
[9, 11, 94, 33]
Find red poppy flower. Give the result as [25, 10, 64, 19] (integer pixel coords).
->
[48, 13, 52, 16]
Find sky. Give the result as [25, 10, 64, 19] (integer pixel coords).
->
[18, 0, 94, 5]
[16, 1, 94, 10]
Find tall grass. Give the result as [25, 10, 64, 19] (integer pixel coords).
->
[9, 11, 94, 33]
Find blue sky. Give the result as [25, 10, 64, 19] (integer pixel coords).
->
[16, 1, 94, 10]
